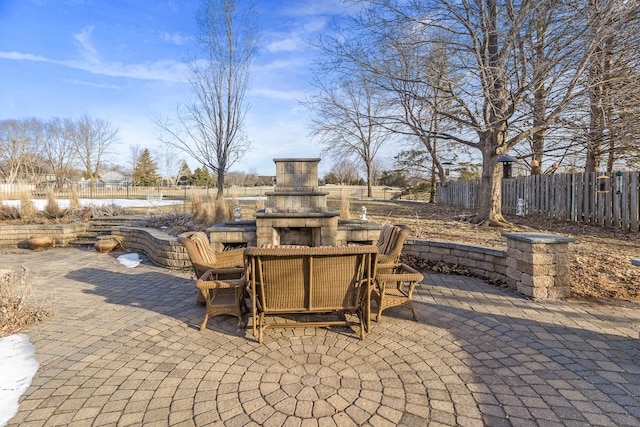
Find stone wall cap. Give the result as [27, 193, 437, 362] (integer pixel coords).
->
[407, 238, 506, 257]
[208, 223, 257, 232]
[273, 158, 321, 163]
[337, 220, 382, 231]
[632, 258, 640, 267]
[255, 211, 340, 218]
[264, 191, 328, 196]
[502, 232, 576, 244]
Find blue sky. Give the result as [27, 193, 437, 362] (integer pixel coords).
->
[0, 0, 353, 176]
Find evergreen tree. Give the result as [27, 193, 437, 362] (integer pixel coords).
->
[192, 166, 215, 186]
[132, 148, 160, 186]
[177, 161, 193, 185]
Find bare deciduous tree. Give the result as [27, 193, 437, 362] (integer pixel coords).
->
[69, 114, 118, 189]
[39, 118, 77, 188]
[157, 0, 257, 213]
[585, 0, 640, 173]
[329, 159, 361, 185]
[0, 118, 40, 184]
[332, 0, 630, 225]
[153, 145, 183, 186]
[306, 70, 390, 197]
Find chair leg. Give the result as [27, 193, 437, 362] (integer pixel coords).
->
[375, 293, 384, 322]
[408, 302, 418, 321]
[200, 314, 209, 331]
[235, 288, 245, 327]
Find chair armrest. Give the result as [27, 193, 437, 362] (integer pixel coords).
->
[376, 263, 424, 285]
[214, 248, 246, 268]
[377, 253, 396, 265]
[199, 267, 245, 281]
[196, 276, 246, 291]
[376, 262, 397, 274]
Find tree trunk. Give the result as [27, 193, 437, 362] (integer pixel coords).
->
[531, 84, 546, 175]
[473, 132, 508, 226]
[366, 162, 373, 198]
[429, 154, 437, 204]
[216, 172, 225, 199]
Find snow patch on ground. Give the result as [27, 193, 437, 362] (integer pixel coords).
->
[1, 198, 182, 210]
[0, 334, 38, 426]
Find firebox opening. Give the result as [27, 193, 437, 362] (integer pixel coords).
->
[275, 227, 320, 247]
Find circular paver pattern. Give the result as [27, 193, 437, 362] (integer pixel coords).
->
[212, 336, 436, 425]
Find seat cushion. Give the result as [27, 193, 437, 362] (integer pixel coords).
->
[191, 233, 216, 265]
[376, 225, 400, 256]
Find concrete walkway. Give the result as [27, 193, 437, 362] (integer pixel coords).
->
[3, 247, 640, 427]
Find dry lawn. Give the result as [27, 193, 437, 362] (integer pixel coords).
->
[353, 199, 640, 302]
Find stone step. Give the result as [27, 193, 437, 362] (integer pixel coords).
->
[68, 240, 97, 247]
[86, 228, 115, 233]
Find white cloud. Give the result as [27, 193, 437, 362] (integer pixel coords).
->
[0, 50, 188, 82]
[281, 0, 348, 17]
[0, 51, 48, 62]
[252, 58, 306, 72]
[250, 88, 307, 102]
[265, 37, 305, 53]
[0, 25, 190, 82]
[73, 25, 99, 63]
[161, 31, 188, 45]
[59, 78, 121, 89]
[302, 16, 330, 33]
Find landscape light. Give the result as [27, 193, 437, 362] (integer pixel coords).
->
[497, 156, 517, 179]
[597, 174, 609, 193]
[615, 171, 624, 195]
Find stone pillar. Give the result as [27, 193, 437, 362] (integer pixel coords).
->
[502, 233, 576, 300]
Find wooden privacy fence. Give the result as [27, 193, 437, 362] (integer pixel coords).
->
[437, 171, 640, 231]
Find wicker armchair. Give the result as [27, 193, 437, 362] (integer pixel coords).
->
[373, 263, 424, 322]
[177, 231, 245, 305]
[376, 224, 412, 274]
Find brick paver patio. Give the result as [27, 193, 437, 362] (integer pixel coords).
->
[3, 247, 640, 426]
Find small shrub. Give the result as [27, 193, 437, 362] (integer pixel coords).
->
[0, 267, 53, 337]
[0, 204, 21, 220]
[89, 203, 132, 218]
[133, 211, 212, 235]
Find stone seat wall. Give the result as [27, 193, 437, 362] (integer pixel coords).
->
[0, 223, 576, 300]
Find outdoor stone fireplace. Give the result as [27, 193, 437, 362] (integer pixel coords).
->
[208, 158, 381, 251]
[255, 158, 339, 246]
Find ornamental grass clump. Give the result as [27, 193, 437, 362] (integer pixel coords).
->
[69, 185, 81, 210]
[43, 190, 63, 219]
[189, 193, 206, 219]
[0, 267, 53, 338]
[340, 188, 351, 220]
[19, 192, 36, 222]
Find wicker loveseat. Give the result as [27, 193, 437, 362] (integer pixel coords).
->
[244, 245, 379, 343]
